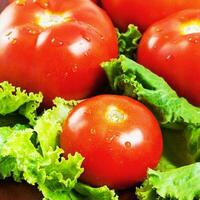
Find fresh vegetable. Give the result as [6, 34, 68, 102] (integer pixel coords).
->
[61, 94, 163, 190]
[102, 55, 200, 199]
[137, 9, 200, 106]
[0, 82, 118, 200]
[117, 24, 141, 59]
[101, 0, 200, 31]
[136, 163, 200, 200]
[0, 0, 118, 106]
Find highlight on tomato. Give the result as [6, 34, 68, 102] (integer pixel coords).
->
[61, 95, 163, 189]
[0, 0, 118, 106]
[138, 9, 200, 106]
[101, 0, 200, 31]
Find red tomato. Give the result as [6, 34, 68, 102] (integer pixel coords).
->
[0, 0, 118, 106]
[101, 0, 200, 31]
[137, 9, 200, 106]
[61, 95, 163, 189]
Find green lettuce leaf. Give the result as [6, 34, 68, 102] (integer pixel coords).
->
[73, 182, 118, 200]
[34, 97, 79, 154]
[117, 25, 141, 59]
[0, 81, 42, 126]
[136, 163, 200, 200]
[1, 127, 84, 200]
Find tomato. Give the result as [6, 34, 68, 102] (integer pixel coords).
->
[137, 9, 200, 106]
[101, 0, 200, 31]
[0, 0, 118, 106]
[61, 95, 163, 189]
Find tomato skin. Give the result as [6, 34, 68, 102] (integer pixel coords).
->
[101, 0, 200, 31]
[137, 9, 200, 106]
[0, 0, 118, 106]
[61, 95, 163, 189]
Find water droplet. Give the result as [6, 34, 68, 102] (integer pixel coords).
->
[164, 35, 169, 39]
[155, 28, 161, 32]
[28, 29, 38, 35]
[90, 128, 96, 135]
[165, 54, 173, 61]
[5, 31, 12, 37]
[72, 65, 78, 72]
[16, 0, 26, 6]
[100, 35, 104, 40]
[11, 39, 17, 45]
[64, 72, 68, 78]
[106, 135, 116, 144]
[82, 35, 91, 42]
[51, 38, 64, 47]
[188, 37, 199, 44]
[125, 141, 132, 148]
[34, 0, 49, 8]
[84, 52, 89, 57]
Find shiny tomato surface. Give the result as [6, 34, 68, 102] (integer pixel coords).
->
[138, 9, 200, 106]
[61, 95, 163, 189]
[0, 0, 118, 106]
[101, 0, 200, 31]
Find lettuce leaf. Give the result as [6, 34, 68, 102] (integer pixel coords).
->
[34, 97, 79, 154]
[73, 182, 117, 200]
[136, 163, 200, 200]
[0, 81, 42, 126]
[117, 25, 141, 59]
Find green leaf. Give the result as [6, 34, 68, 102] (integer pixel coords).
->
[34, 97, 79, 154]
[74, 182, 118, 200]
[117, 24, 141, 59]
[0, 81, 42, 126]
[1, 128, 84, 200]
[136, 163, 200, 200]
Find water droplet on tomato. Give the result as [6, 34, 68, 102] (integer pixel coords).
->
[188, 37, 199, 44]
[100, 35, 104, 40]
[82, 35, 91, 42]
[90, 128, 96, 135]
[155, 28, 161, 32]
[51, 38, 64, 47]
[34, 0, 49, 8]
[106, 135, 116, 144]
[165, 54, 174, 61]
[16, 0, 26, 6]
[125, 141, 132, 148]
[5, 31, 12, 37]
[11, 39, 17, 45]
[72, 65, 78, 72]
[164, 35, 169, 39]
[84, 52, 89, 57]
[64, 72, 68, 78]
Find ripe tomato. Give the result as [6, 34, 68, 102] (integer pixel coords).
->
[61, 95, 163, 189]
[0, 0, 118, 106]
[137, 9, 200, 106]
[101, 0, 200, 31]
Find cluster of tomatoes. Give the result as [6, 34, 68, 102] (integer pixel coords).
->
[0, 0, 199, 198]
